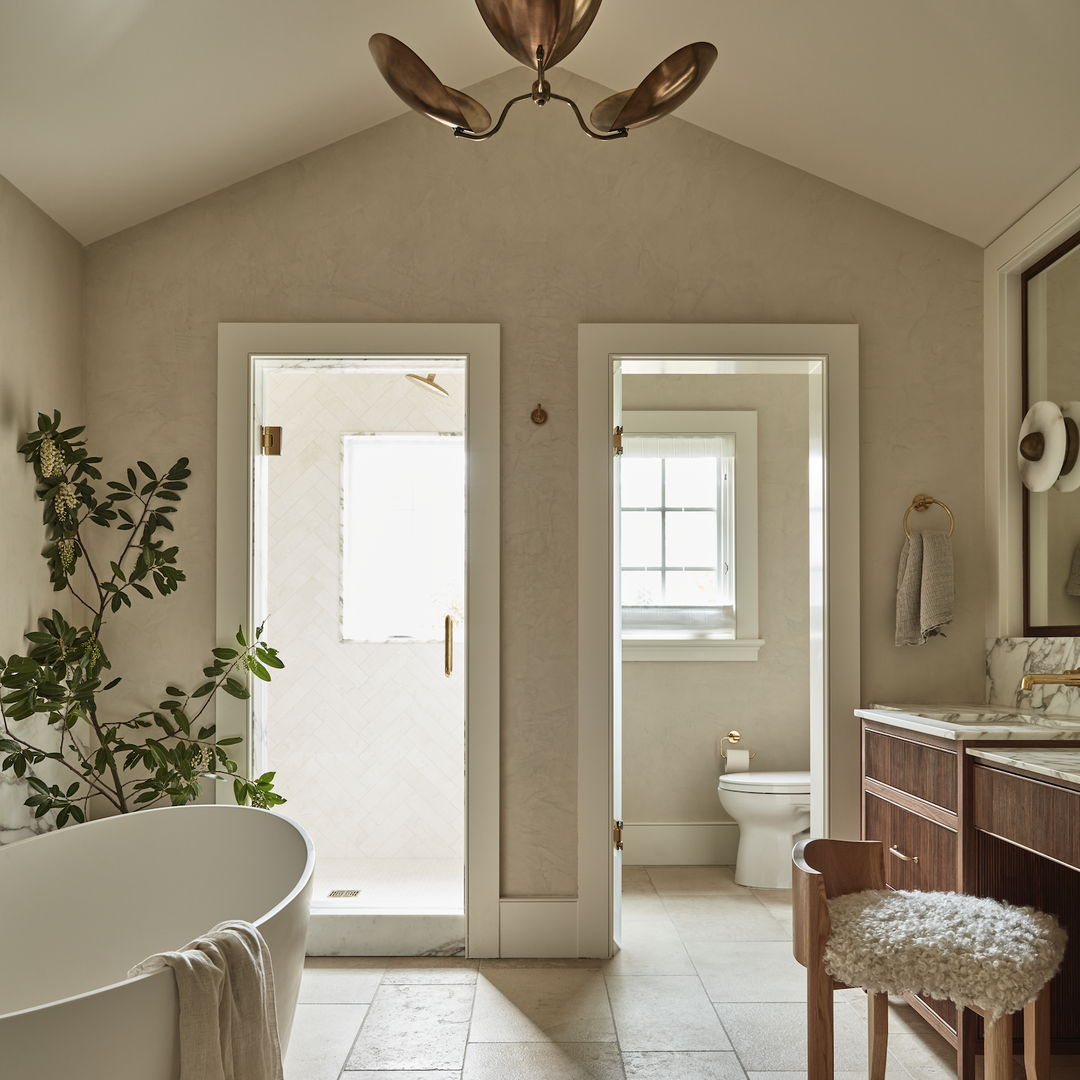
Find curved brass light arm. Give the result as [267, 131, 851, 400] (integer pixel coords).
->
[453, 92, 534, 141]
[454, 91, 628, 142]
[549, 94, 629, 140]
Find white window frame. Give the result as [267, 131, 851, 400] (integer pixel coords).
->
[621, 410, 761, 661]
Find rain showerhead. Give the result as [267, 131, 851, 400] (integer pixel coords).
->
[406, 373, 450, 398]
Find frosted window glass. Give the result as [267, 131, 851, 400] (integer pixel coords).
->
[665, 511, 717, 567]
[343, 435, 464, 641]
[621, 459, 661, 507]
[665, 458, 716, 508]
[621, 511, 662, 567]
[665, 570, 718, 605]
[622, 571, 662, 606]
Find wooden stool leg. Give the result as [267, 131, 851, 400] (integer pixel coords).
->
[957, 1008, 978, 1080]
[807, 968, 834, 1080]
[984, 1013, 1013, 1080]
[868, 991, 888, 1080]
[1023, 985, 1050, 1080]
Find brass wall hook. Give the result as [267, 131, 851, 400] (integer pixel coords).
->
[531, 403, 548, 425]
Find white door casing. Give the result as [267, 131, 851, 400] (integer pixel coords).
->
[216, 323, 500, 957]
[578, 324, 860, 959]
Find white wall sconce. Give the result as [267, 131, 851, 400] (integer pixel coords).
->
[1018, 400, 1080, 492]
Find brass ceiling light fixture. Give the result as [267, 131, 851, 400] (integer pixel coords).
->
[370, 0, 717, 142]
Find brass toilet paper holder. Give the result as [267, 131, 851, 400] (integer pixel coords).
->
[720, 730, 756, 760]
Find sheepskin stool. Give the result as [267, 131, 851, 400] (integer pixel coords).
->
[793, 838, 1066, 1080]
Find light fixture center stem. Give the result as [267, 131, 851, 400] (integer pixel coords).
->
[532, 45, 551, 106]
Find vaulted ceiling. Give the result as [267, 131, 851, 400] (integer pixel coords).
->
[1, 0, 1078, 246]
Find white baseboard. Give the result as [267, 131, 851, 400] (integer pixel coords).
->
[499, 898, 578, 957]
[622, 822, 739, 865]
[306, 911, 465, 956]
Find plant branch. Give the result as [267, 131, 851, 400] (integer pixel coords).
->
[0, 712, 123, 810]
[87, 706, 128, 813]
[107, 488, 158, 588]
[74, 527, 108, 613]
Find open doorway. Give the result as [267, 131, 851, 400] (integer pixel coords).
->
[577, 324, 860, 958]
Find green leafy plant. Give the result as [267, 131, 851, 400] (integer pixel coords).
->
[0, 411, 285, 826]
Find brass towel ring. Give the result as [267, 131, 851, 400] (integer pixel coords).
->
[903, 494, 954, 538]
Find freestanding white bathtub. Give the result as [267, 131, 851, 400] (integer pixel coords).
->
[0, 804, 314, 1078]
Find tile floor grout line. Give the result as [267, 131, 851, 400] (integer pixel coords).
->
[599, 952, 628, 1079]
[335, 959, 393, 1079]
[640, 865, 753, 1079]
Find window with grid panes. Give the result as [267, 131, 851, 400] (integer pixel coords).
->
[620, 433, 735, 638]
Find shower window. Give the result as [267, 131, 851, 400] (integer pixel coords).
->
[341, 433, 464, 642]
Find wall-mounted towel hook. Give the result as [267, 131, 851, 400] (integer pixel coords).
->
[903, 494, 954, 537]
[531, 403, 548, 425]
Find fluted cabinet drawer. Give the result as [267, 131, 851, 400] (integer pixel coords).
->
[864, 792, 957, 892]
[973, 765, 1080, 869]
[864, 729, 957, 810]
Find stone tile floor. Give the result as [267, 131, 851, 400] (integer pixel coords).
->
[284, 864, 1080, 1080]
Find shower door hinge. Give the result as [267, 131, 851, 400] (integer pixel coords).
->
[613, 819, 624, 851]
[613, 425, 623, 457]
[260, 426, 282, 456]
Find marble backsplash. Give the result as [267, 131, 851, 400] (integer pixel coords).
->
[987, 637, 1080, 715]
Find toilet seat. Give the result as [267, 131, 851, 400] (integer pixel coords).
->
[717, 770, 811, 795]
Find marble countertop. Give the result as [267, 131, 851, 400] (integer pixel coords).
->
[967, 747, 1080, 788]
[856, 703, 1080, 741]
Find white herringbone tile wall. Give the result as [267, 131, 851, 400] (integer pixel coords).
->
[265, 371, 466, 880]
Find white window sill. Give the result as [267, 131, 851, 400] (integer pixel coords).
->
[621, 638, 764, 662]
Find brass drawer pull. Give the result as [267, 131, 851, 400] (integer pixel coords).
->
[889, 846, 919, 863]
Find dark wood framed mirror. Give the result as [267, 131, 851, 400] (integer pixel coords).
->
[1023, 224, 1080, 635]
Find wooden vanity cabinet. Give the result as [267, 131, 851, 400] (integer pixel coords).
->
[861, 718, 1080, 1080]
[861, 723, 964, 1042]
[863, 726, 959, 891]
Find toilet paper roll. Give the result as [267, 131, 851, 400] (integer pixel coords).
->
[725, 748, 750, 773]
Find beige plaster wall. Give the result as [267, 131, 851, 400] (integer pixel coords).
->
[621, 373, 809, 824]
[0, 173, 84, 841]
[82, 68, 984, 896]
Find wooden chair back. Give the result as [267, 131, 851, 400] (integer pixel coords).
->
[793, 838, 886, 969]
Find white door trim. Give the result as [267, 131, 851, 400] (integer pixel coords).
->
[216, 322, 501, 957]
[577, 324, 860, 958]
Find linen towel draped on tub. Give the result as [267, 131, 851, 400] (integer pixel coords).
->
[895, 530, 953, 646]
[128, 919, 282, 1080]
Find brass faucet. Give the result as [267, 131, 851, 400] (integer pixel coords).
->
[1021, 668, 1080, 691]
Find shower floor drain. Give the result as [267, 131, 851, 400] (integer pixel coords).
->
[328, 889, 360, 898]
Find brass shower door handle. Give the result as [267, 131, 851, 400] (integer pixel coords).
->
[444, 615, 453, 677]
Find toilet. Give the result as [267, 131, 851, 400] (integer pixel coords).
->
[717, 770, 812, 889]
